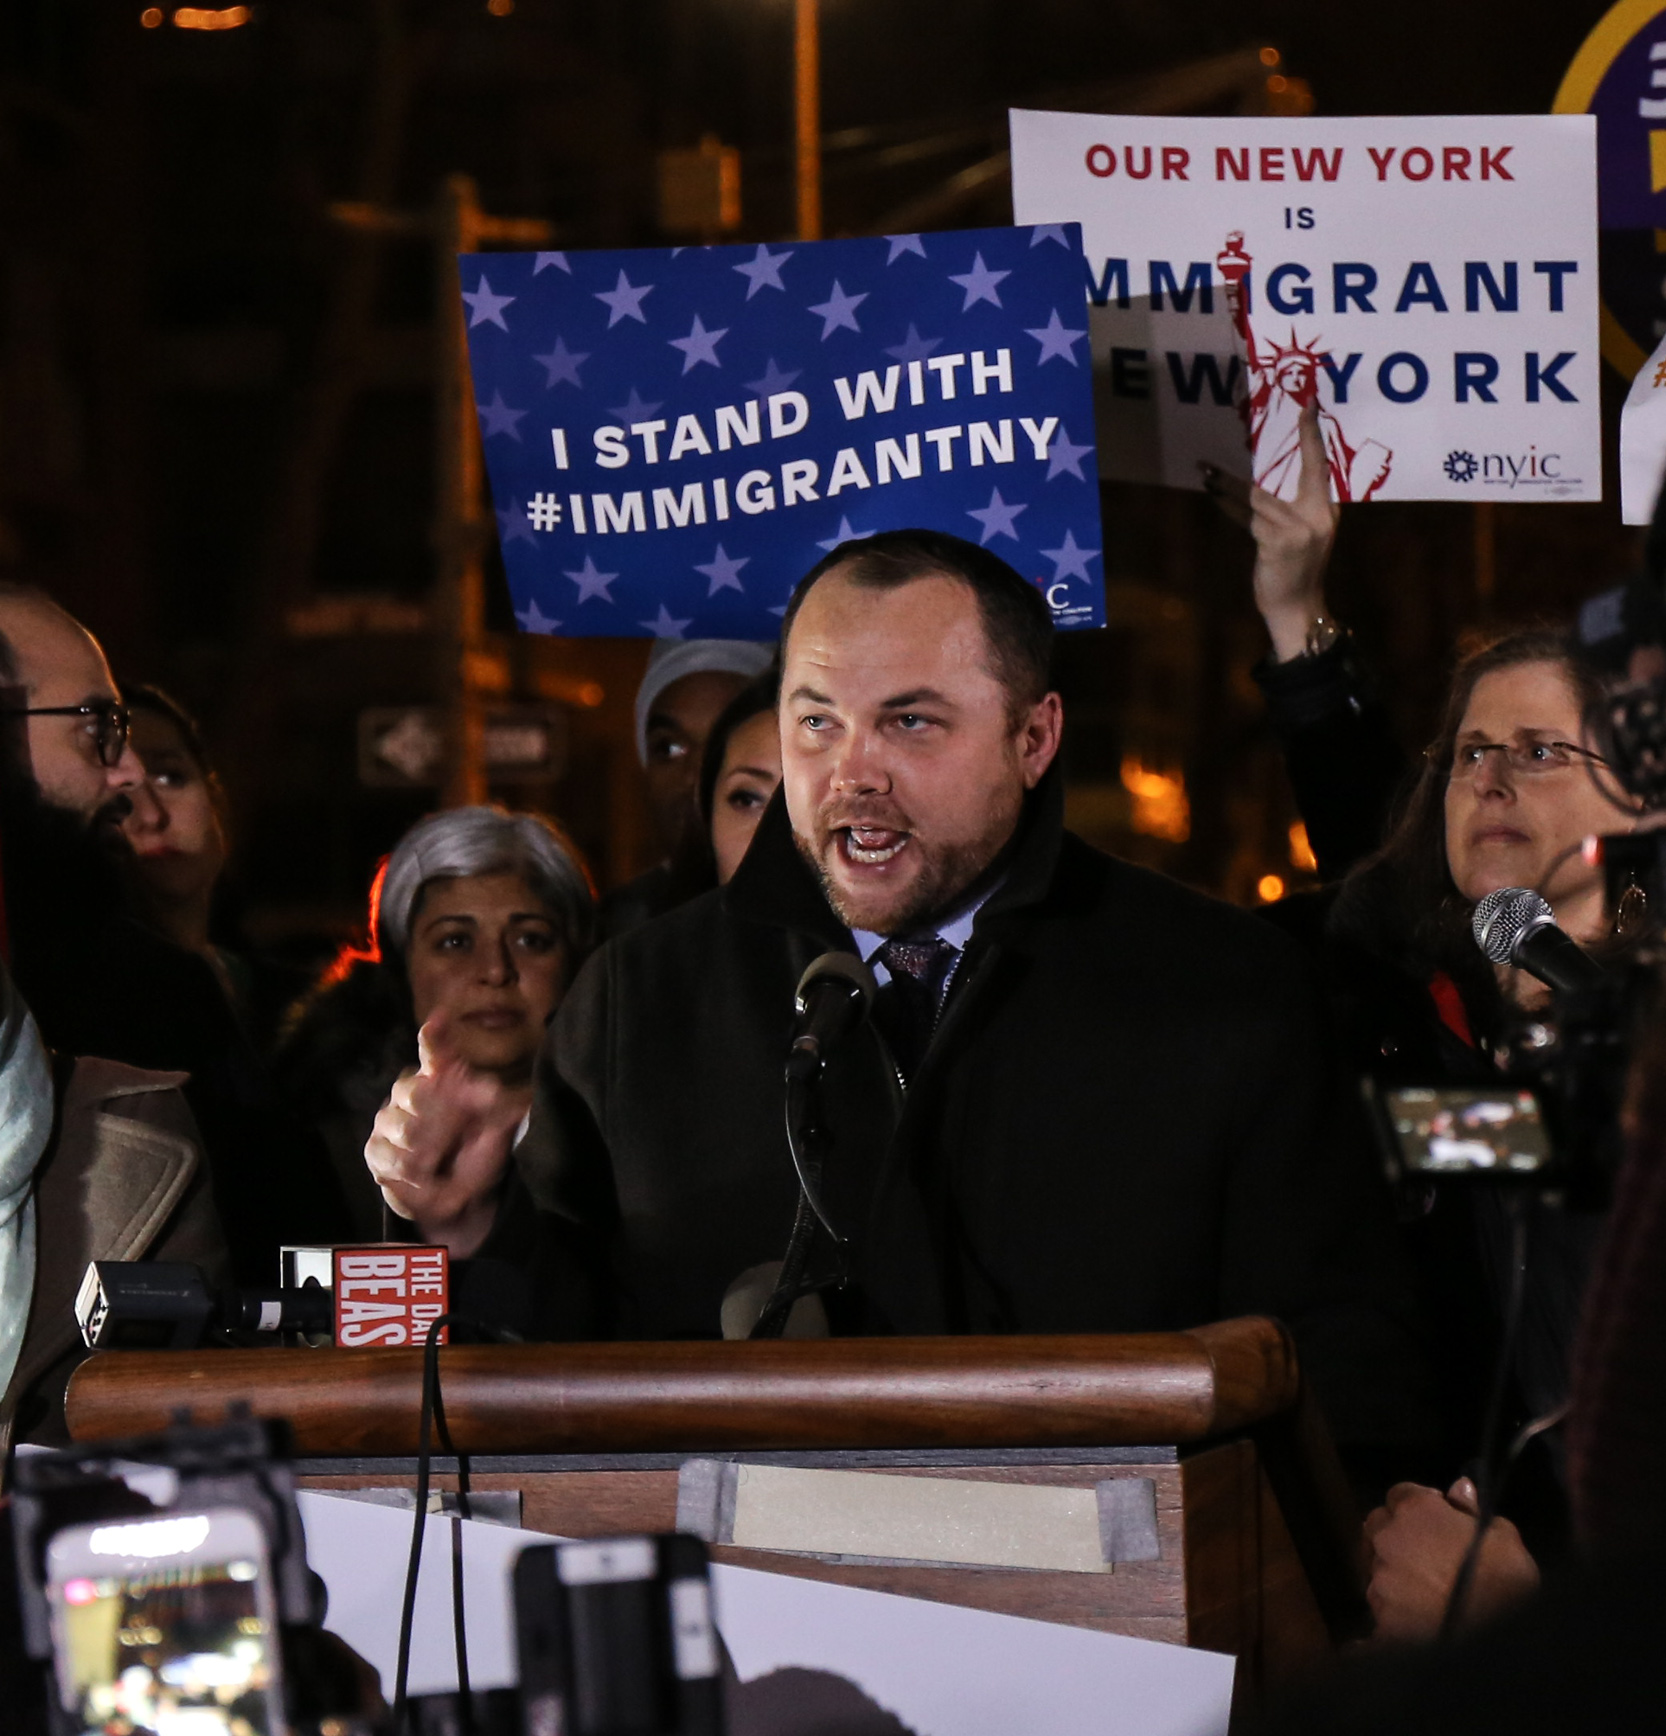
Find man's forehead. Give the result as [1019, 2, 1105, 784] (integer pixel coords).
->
[785, 570, 990, 680]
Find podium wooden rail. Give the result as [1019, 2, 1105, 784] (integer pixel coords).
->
[65, 1317, 1364, 1687]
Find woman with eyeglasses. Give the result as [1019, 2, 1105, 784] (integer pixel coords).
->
[1212, 408, 1645, 1644]
[1334, 634, 1639, 1030]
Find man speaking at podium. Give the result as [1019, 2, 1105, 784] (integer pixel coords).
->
[369, 530, 1425, 1456]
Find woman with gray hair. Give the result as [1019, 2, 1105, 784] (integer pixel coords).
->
[276, 806, 594, 1246]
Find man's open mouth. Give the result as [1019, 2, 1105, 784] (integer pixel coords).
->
[838, 826, 910, 866]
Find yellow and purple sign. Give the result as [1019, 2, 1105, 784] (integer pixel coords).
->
[1555, 0, 1666, 375]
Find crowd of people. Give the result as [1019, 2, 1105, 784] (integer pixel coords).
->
[0, 406, 1663, 1698]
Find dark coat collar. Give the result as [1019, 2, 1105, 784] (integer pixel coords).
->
[721, 766, 1068, 944]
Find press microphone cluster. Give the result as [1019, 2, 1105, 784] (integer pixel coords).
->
[1472, 887, 1608, 996]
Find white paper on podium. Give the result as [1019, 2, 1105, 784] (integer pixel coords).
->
[297, 1490, 541, 1695]
[297, 1490, 1235, 1734]
[713, 1561, 1235, 1736]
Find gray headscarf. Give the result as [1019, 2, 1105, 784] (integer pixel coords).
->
[633, 638, 775, 765]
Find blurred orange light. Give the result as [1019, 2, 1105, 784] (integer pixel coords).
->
[1259, 46, 1281, 66]
[173, 5, 251, 28]
[140, 7, 164, 25]
[1257, 874, 1286, 903]
[1120, 756, 1191, 843]
[487, 0, 514, 13]
[1288, 821, 1317, 872]
[1265, 74, 1315, 116]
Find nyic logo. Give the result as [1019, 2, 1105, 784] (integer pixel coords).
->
[1442, 447, 1579, 488]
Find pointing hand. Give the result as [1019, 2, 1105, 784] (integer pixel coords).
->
[364, 1011, 530, 1257]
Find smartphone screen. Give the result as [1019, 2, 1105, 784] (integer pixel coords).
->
[45, 1507, 285, 1736]
[1382, 1086, 1553, 1176]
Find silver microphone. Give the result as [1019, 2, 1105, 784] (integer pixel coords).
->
[1472, 887, 1607, 995]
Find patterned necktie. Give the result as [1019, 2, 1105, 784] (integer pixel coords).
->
[874, 937, 957, 1084]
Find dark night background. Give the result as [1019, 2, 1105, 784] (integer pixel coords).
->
[0, 0, 1639, 956]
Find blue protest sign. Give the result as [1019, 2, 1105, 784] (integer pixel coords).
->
[461, 225, 1105, 639]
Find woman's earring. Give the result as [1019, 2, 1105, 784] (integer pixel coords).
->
[1617, 875, 1650, 935]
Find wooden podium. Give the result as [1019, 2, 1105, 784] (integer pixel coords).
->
[64, 1316, 1364, 1689]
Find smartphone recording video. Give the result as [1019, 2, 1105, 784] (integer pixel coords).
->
[1380, 1086, 1553, 1178]
[44, 1507, 284, 1736]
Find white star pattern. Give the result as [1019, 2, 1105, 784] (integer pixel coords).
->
[694, 543, 749, 596]
[966, 487, 1027, 544]
[607, 387, 664, 424]
[947, 252, 1011, 311]
[806, 280, 868, 338]
[1045, 424, 1096, 482]
[461, 274, 515, 330]
[668, 313, 728, 373]
[1025, 308, 1087, 366]
[564, 555, 619, 604]
[533, 252, 572, 274]
[641, 604, 693, 638]
[594, 269, 655, 327]
[475, 390, 526, 440]
[733, 244, 794, 298]
[516, 597, 562, 633]
[885, 234, 928, 262]
[532, 336, 587, 389]
[745, 357, 802, 397]
[884, 323, 942, 363]
[496, 500, 537, 547]
[1039, 528, 1100, 582]
[816, 514, 877, 552]
[1029, 225, 1073, 249]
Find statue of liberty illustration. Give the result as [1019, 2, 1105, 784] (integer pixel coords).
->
[1216, 231, 1392, 502]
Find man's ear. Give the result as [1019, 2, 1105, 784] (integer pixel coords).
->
[1017, 692, 1063, 789]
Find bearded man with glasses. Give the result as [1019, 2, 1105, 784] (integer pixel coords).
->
[0, 584, 349, 1289]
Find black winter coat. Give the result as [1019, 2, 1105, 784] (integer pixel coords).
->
[517, 772, 1434, 1459]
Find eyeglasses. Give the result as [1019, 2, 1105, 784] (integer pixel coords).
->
[2, 700, 132, 767]
[1437, 736, 1609, 781]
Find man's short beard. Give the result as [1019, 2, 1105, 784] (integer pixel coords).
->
[793, 825, 1001, 938]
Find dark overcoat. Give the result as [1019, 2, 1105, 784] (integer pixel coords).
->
[517, 773, 1431, 1453]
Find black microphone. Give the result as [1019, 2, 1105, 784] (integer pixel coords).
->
[1471, 887, 1609, 995]
[785, 951, 876, 1082]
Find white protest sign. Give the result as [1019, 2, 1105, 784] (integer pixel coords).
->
[1010, 112, 1600, 503]
[1621, 329, 1666, 524]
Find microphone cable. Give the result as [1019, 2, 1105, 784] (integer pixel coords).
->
[1437, 1194, 1531, 1643]
[392, 1312, 522, 1734]
[752, 1074, 844, 1338]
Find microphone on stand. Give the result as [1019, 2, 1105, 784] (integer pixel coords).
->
[785, 952, 877, 1082]
[750, 953, 878, 1339]
[1472, 887, 1609, 996]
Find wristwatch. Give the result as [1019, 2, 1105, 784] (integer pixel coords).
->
[1300, 614, 1345, 658]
